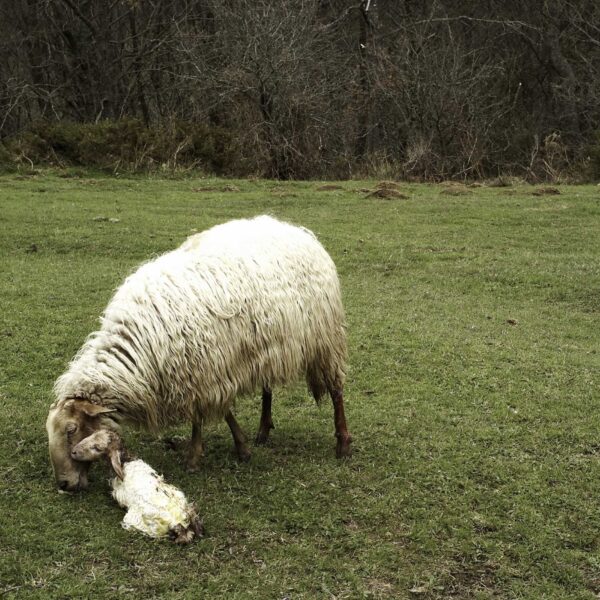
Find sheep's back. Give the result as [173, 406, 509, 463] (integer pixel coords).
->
[65, 216, 346, 428]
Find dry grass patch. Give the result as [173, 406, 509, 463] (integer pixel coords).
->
[191, 184, 240, 193]
[376, 180, 402, 190]
[440, 187, 471, 196]
[316, 184, 344, 191]
[439, 181, 472, 196]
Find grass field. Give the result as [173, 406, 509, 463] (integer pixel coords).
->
[1, 173, 600, 599]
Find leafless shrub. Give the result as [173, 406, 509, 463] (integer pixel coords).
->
[0, 0, 599, 180]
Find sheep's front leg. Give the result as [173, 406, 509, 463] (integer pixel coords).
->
[186, 420, 205, 472]
[255, 386, 274, 445]
[330, 387, 352, 458]
[225, 410, 251, 462]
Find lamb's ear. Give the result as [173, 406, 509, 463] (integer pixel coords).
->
[76, 400, 117, 418]
[109, 446, 125, 480]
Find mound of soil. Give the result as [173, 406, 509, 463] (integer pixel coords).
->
[531, 186, 560, 196]
[366, 188, 408, 199]
[375, 180, 402, 190]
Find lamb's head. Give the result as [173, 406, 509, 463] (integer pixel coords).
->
[46, 399, 117, 492]
[71, 429, 126, 480]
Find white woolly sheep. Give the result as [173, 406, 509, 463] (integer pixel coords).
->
[46, 215, 351, 492]
[71, 429, 204, 543]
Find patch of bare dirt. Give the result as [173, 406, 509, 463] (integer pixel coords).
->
[366, 188, 408, 199]
[442, 560, 499, 598]
[531, 186, 561, 196]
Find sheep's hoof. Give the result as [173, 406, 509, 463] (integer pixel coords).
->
[254, 433, 268, 446]
[186, 454, 204, 473]
[254, 424, 274, 446]
[236, 446, 252, 463]
[254, 421, 275, 446]
[336, 436, 352, 459]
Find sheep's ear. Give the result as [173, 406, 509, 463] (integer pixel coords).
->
[76, 400, 117, 418]
[109, 447, 125, 480]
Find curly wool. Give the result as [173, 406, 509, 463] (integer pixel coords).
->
[53, 216, 347, 431]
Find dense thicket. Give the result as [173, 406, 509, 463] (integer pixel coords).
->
[1, 0, 599, 179]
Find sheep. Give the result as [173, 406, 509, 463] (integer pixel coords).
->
[46, 215, 352, 492]
[71, 429, 204, 544]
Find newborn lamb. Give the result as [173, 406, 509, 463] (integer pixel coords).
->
[71, 430, 204, 544]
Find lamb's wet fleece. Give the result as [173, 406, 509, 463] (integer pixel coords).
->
[111, 459, 203, 543]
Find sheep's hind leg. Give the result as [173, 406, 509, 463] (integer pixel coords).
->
[329, 387, 352, 458]
[225, 410, 251, 462]
[186, 420, 205, 472]
[255, 386, 274, 445]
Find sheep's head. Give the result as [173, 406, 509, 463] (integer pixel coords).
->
[70, 429, 125, 480]
[46, 399, 116, 492]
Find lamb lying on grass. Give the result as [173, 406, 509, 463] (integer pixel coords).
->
[71, 430, 204, 544]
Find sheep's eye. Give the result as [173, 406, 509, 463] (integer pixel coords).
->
[93, 445, 100, 452]
[66, 423, 77, 435]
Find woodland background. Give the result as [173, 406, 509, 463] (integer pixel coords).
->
[2, 0, 600, 180]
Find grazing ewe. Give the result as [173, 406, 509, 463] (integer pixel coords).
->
[71, 429, 204, 543]
[47, 215, 351, 492]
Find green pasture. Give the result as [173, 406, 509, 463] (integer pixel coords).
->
[1, 174, 599, 598]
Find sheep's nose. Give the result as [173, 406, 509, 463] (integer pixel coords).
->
[58, 480, 69, 491]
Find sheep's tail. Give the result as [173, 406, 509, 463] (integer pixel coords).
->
[306, 342, 347, 404]
[306, 366, 327, 404]
[169, 503, 205, 544]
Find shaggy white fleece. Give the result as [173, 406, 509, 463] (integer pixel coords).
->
[53, 215, 346, 430]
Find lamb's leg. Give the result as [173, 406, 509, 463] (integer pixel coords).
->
[329, 387, 352, 458]
[255, 386, 274, 445]
[186, 420, 205, 472]
[225, 410, 251, 462]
